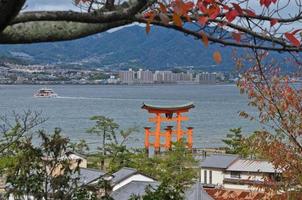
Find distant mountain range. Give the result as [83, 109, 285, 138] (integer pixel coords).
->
[0, 24, 293, 72]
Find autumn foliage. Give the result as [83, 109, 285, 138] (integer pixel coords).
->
[141, 0, 302, 55]
[235, 50, 302, 196]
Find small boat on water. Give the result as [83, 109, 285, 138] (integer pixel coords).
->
[34, 88, 58, 98]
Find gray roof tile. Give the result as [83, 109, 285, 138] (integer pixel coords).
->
[78, 168, 106, 185]
[201, 155, 239, 169]
[226, 159, 280, 173]
[185, 182, 214, 200]
[111, 181, 158, 200]
[111, 181, 214, 200]
[112, 167, 138, 185]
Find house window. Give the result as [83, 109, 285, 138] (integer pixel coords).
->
[230, 171, 241, 179]
[204, 170, 207, 184]
[209, 170, 212, 184]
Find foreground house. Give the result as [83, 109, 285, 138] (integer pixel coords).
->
[200, 154, 282, 190]
[79, 167, 214, 200]
[111, 181, 214, 200]
[111, 167, 155, 191]
[80, 167, 214, 200]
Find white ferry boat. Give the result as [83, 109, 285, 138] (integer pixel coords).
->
[34, 88, 58, 98]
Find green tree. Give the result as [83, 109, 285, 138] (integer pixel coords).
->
[128, 141, 198, 187]
[70, 139, 90, 155]
[87, 116, 119, 170]
[129, 181, 184, 200]
[0, 112, 97, 200]
[222, 127, 250, 157]
[3, 128, 90, 200]
[106, 127, 139, 172]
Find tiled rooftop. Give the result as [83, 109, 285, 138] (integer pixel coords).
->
[226, 159, 280, 173]
[201, 154, 239, 169]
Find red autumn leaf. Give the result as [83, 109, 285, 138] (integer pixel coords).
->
[225, 9, 239, 22]
[213, 51, 222, 64]
[146, 23, 151, 34]
[223, 5, 230, 11]
[260, 0, 277, 8]
[231, 3, 243, 15]
[284, 32, 301, 47]
[172, 0, 183, 15]
[270, 19, 278, 27]
[144, 12, 153, 18]
[198, 16, 208, 25]
[183, 1, 194, 12]
[145, 12, 155, 34]
[208, 5, 220, 19]
[198, 2, 207, 13]
[243, 9, 256, 17]
[173, 0, 194, 15]
[204, 0, 214, 3]
[201, 32, 209, 47]
[159, 2, 167, 13]
[173, 13, 183, 27]
[232, 32, 241, 43]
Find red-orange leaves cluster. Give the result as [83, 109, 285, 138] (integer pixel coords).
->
[237, 52, 302, 194]
[250, 131, 302, 195]
[213, 51, 222, 64]
[225, 9, 238, 22]
[171, 0, 194, 26]
[172, 0, 194, 16]
[197, 0, 221, 22]
[259, 0, 277, 8]
[145, 12, 155, 34]
[239, 71, 302, 133]
[284, 31, 301, 47]
[270, 19, 278, 27]
[232, 32, 241, 43]
[197, 0, 255, 23]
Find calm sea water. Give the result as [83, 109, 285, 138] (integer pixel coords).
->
[0, 84, 259, 148]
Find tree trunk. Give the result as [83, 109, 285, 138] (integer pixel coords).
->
[101, 130, 106, 170]
[0, 0, 26, 32]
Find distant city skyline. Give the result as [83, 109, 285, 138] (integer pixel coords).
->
[118, 68, 223, 84]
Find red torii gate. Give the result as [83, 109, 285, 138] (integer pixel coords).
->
[142, 102, 195, 154]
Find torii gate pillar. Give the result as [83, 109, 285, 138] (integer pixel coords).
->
[142, 102, 195, 155]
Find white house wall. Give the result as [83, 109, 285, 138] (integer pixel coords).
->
[112, 174, 155, 191]
[200, 168, 271, 191]
[200, 169, 224, 185]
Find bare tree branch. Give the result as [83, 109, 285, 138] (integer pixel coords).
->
[0, 20, 131, 44]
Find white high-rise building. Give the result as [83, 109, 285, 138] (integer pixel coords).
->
[154, 71, 174, 83]
[196, 72, 216, 84]
[137, 69, 154, 84]
[119, 69, 135, 84]
[154, 71, 163, 83]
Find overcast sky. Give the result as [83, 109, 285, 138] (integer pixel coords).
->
[26, 0, 77, 11]
[25, 0, 294, 13]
